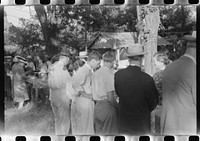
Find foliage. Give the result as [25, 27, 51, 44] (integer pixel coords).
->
[5, 5, 195, 59]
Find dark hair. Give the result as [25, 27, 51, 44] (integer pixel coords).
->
[103, 51, 116, 63]
[51, 55, 59, 64]
[128, 55, 143, 61]
[88, 51, 102, 61]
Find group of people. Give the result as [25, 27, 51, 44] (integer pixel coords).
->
[47, 33, 196, 135]
[4, 33, 196, 135]
[4, 54, 53, 108]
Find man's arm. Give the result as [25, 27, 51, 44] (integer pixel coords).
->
[107, 90, 118, 108]
[145, 77, 159, 112]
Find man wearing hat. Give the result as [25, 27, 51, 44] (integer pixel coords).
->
[160, 33, 196, 135]
[92, 51, 118, 135]
[48, 47, 71, 135]
[114, 44, 158, 135]
[12, 56, 29, 109]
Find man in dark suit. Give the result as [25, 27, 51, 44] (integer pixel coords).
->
[114, 44, 158, 135]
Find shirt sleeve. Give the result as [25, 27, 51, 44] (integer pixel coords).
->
[72, 67, 87, 90]
[104, 72, 115, 92]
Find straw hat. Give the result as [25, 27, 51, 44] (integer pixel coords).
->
[18, 56, 27, 64]
[125, 44, 148, 57]
[13, 55, 20, 62]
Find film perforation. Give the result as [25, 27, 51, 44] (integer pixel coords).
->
[189, 136, 199, 141]
[40, 136, 51, 141]
[139, 136, 150, 141]
[90, 136, 100, 141]
[139, 0, 150, 5]
[65, 0, 75, 5]
[89, 0, 100, 5]
[164, 0, 174, 4]
[115, 136, 125, 141]
[15, 0, 25, 5]
[188, 0, 199, 4]
[65, 136, 76, 141]
[164, 136, 174, 141]
[16, 136, 26, 141]
[40, 0, 51, 5]
[114, 0, 125, 5]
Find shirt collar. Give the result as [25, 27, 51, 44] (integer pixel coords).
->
[85, 63, 93, 70]
[183, 54, 196, 65]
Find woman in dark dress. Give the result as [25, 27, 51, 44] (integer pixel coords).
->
[153, 52, 171, 106]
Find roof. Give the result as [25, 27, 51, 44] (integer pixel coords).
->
[157, 35, 172, 45]
[88, 32, 137, 49]
[88, 32, 171, 49]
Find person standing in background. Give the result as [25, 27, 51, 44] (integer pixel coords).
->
[153, 52, 171, 106]
[12, 56, 29, 109]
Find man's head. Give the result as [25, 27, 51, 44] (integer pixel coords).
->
[59, 47, 71, 65]
[87, 51, 102, 69]
[126, 44, 147, 66]
[181, 32, 196, 58]
[59, 55, 70, 65]
[128, 55, 144, 65]
[102, 51, 116, 69]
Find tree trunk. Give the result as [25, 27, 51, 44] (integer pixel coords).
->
[34, 6, 59, 56]
[137, 6, 160, 76]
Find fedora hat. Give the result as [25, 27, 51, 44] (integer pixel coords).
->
[181, 31, 196, 42]
[59, 47, 70, 57]
[125, 43, 148, 57]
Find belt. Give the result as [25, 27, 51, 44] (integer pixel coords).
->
[95, 99, 108, 103]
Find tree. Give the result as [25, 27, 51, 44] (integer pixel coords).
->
[137, 6, 160, 76]
[7, 18, 44, 55]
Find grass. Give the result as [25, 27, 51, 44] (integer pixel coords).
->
[5, 100, 55, 136]
[4, 99, 161, 136]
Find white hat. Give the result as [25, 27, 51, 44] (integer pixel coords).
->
[125, 44, 148, 57]
[79, 51, 88, 58]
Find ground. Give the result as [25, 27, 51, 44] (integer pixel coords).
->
[5, 100, 55, 136]
[4, 99, 161, 136]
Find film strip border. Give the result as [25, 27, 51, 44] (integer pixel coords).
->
[0, 135, 199, 141]
[1, 0, 199, 141]
[0, 0, 199, 5]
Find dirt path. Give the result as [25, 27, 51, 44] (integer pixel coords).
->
[5, 102, 55, 136]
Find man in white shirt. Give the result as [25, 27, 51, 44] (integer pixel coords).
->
[92, 51, 118, 135]
[48, 48, 71, 135]
[71, 51, 101, 135]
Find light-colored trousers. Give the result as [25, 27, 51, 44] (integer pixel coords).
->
[71, 96, 94, 135]
[50, 89, 71, 135]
